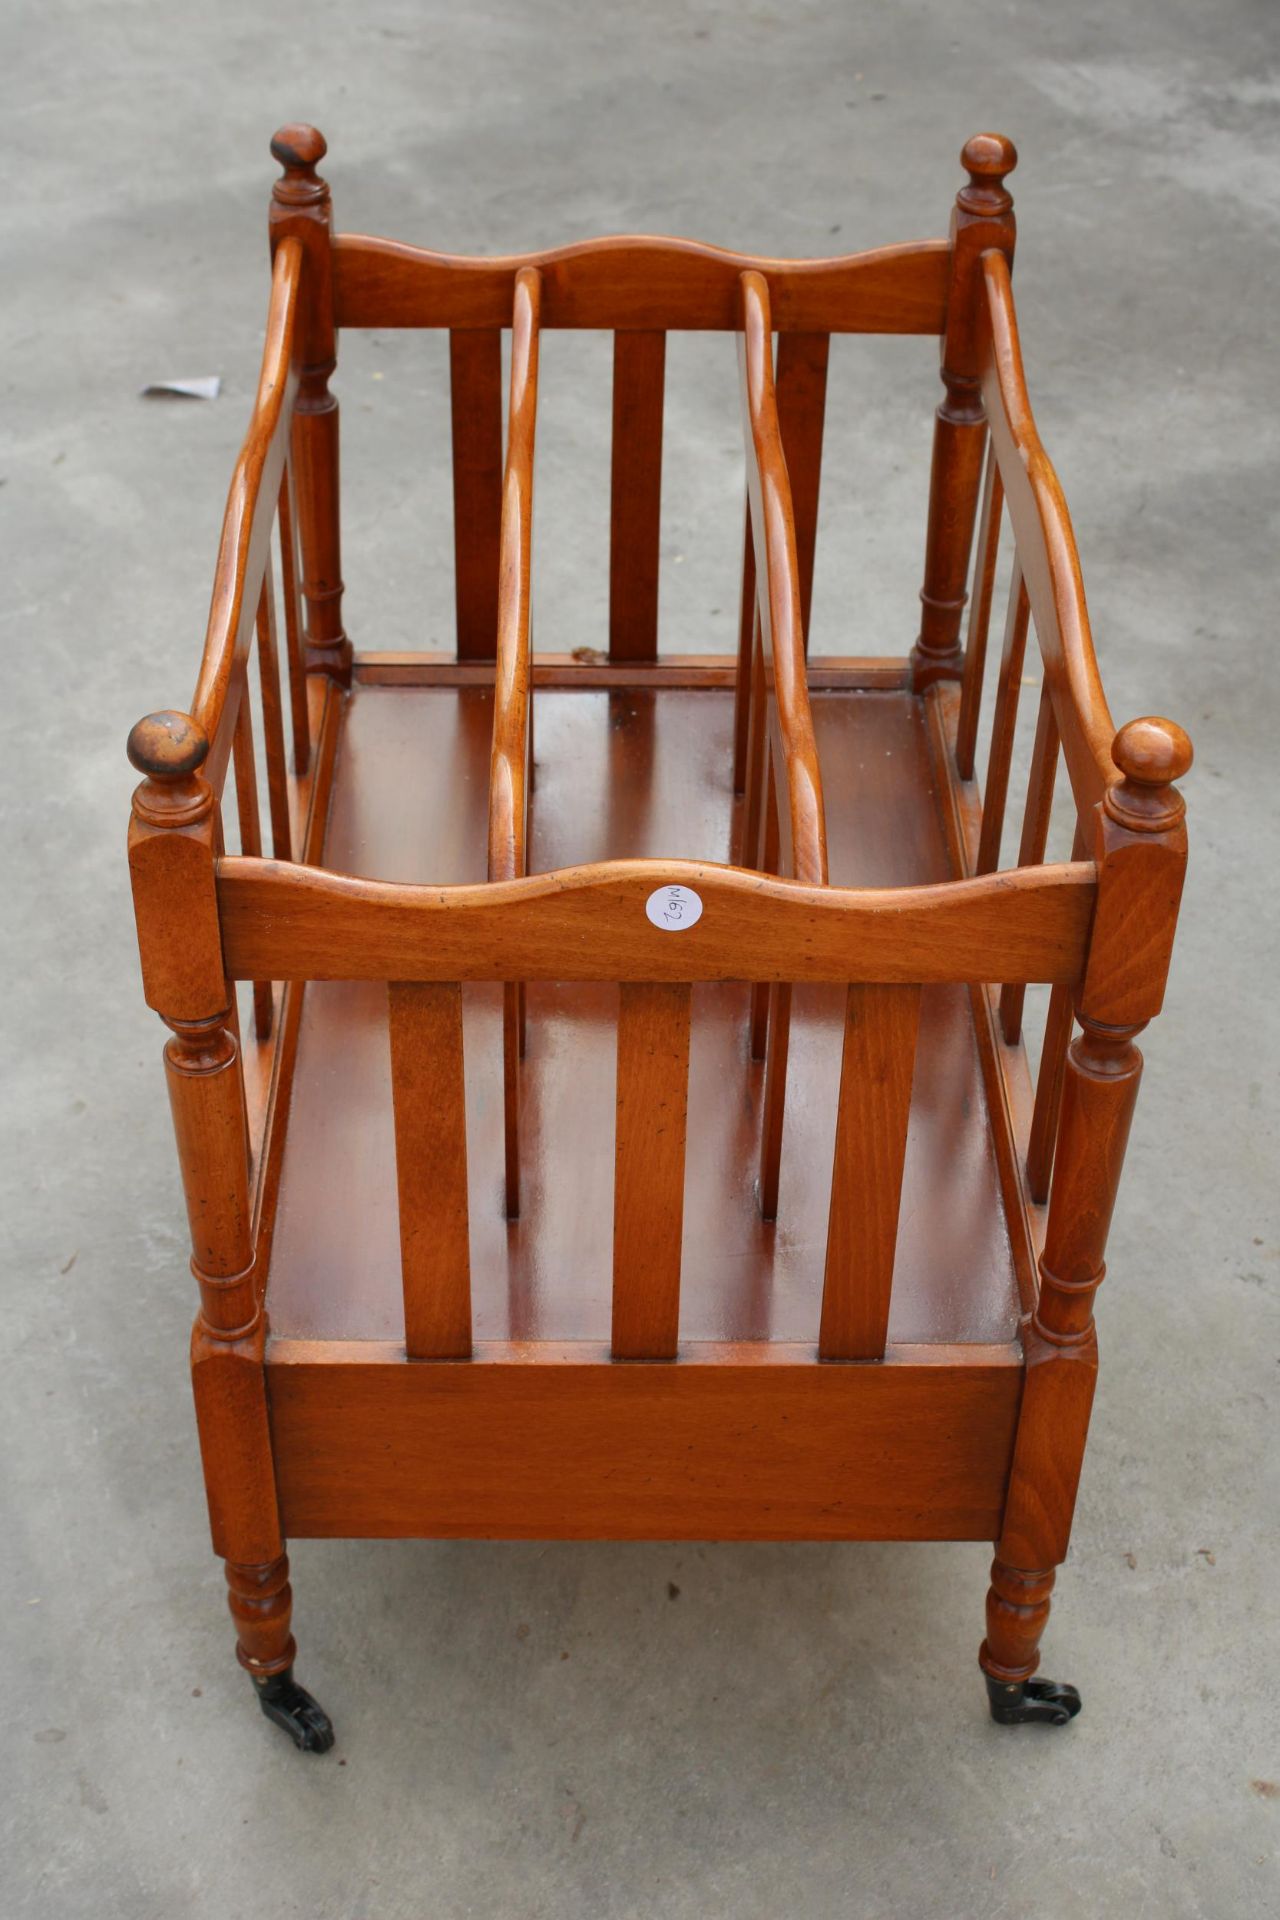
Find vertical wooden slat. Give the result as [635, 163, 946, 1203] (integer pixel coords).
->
[976, 560, 1031, 874]
[757, 726, 788, 1212]
[732, 506, 755, 794]
[956, 448, 1003, 780]
[276, 461, 311, 775]
[999, 683, 1061, 1044]
[1027, 983, 1074, 1205]
[750, 741, 778, 1062]
[255, 554, 293, 863]
[820, 983, 921, 1359]
[738, 613, 767, 870]
[758, 982, 792, 1221]
[775, 330, 830, 647]
[1026, 818, 1087, 1201]
[450, 329, 504, 660]
[609, 330, 666, 662]
[611, 981, 692, 1359]
[389, 981, 471, 1358]
[231, 691, 272, 1040]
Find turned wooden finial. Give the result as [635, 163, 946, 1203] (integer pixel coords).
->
[127, 710, 212, 826]
[1105, 716, 1193, 831]
[270, 123, 329, 206]
[958, 132, 1017, 217]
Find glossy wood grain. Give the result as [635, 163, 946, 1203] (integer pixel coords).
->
[739, 271, 827, 887]
[449, 329, 504, 660]
[956, 445, 1003, 780]
[609, 330, 666, 661]
[976, 562, 1031, 874]
[911, 135, 1016, 691]
[230, 692, 272, 1039]
[275, 462, 310, 775]
[254, 555, 293, 863]
[611, 982, 692, 1359]
[775, 331, 830, 646]
[356, 651, 910, 691]
[220, 848, 1095, 986]
[191, 240, 302, 769]
[262, 685, 1026, 1350]
[332, 233, 952, 333]
[820, 984, 922, 1360]
[126, 132, 1197, 1719]
[980, 250, 1115, 813]
[999, 683, 1060, 1044]
[389, 981, 472, 1358]
[266, 1342, 1021, 1541]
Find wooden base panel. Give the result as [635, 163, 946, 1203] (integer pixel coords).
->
[266, 1340, 1021, 1541]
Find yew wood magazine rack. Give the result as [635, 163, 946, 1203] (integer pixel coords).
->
[127, 127, 1192, 1752]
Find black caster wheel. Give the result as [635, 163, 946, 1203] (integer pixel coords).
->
[252, 1667, 336, 1753]
[985, 1675, 1082, 1727]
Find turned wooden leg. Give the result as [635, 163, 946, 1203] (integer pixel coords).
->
[982, 1559, 1082, 1728]
[978, 1559, 1079, 1724]
[226, 1553, 334, 1753]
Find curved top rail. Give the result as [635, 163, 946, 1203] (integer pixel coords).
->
[979, 250, 1115, 813]
[190, 237, 303, 755]
[488, 266, 542, 887]
[739, 271, 828, 888]
[217, 854, 1096, 988]
[332, 232, 950, 335]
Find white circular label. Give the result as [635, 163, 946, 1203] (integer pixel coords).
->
[645, 883, 704, 932]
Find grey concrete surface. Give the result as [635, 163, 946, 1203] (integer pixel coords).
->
[3, 2, 1278, 1915]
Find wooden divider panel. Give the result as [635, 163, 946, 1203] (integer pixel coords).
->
[450, 329, 504, 660]
[611, 982, 693, 1359]
[820, 984, 922, 1359]
[388, 981, 472, 1358]
[610, 331, 666, 662]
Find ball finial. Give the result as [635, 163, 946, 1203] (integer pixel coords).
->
[958, 133, 1017, 216]
[127, 710, 210, 779]
[962, 132, 1017, 186]
[1111, 717, 1193, 788]
[270, 125, 329, 208]
[271, 123, 327, 172]
[1106, 717, 1192, 831]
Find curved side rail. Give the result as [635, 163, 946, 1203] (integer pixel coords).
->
[216, 855, 1097, 987]
[979, 251, 1115, 815]
[739, 270, 828, 888]
[487, 267, 542, 887]
[487, 266, 543, 1218]
[332, 232, 950, 335]
[190, 237, 304, 786]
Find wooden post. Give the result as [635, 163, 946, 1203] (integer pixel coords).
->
[910, 133, 1016, 692]
[980, 718, 1191, 1720]
[269, 124, 351, 687]
[126, 710, 333, 1748]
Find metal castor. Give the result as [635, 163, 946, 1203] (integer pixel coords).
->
[252, 1667, 336, 1753]
[985, 1675, 1082, 1727]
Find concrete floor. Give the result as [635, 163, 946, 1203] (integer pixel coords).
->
[3, 2, 1278, 1914]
